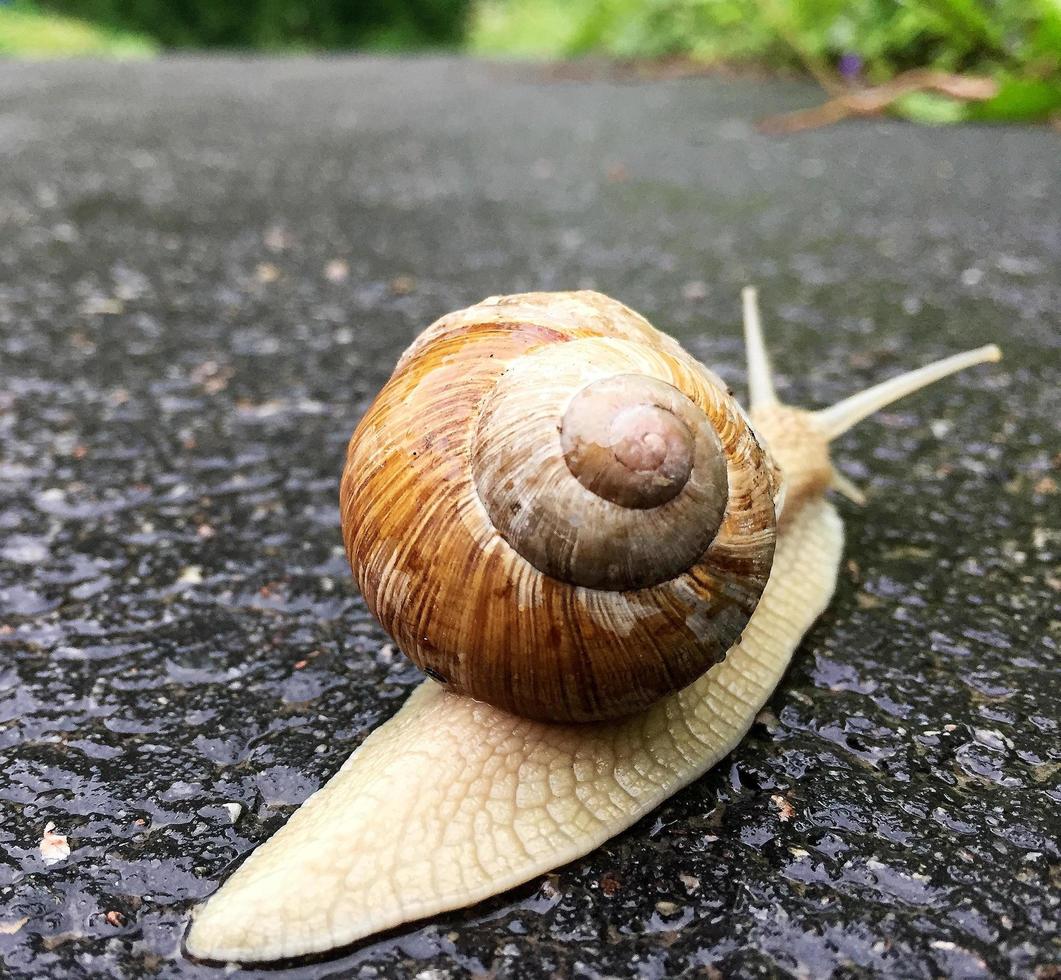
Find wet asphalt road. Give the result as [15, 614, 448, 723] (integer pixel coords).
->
[0, 57, 1058, 979]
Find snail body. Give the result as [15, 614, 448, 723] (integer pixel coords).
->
[186, 289, 1000, 963]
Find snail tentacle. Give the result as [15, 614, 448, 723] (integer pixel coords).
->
[814, 343, 1002, 440]
[741, 286, 779, 411]
[830, 468, 868, 506]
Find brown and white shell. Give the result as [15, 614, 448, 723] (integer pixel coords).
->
[340, 291, 780, 722]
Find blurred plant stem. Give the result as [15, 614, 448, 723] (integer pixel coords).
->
[759, 69, 999, 133]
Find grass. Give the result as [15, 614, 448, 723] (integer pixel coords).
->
[0, 4, 157, 58]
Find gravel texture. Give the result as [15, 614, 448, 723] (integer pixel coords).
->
[0, 57, 1058, 979]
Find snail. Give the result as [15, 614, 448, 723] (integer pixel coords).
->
[185, 288, 1000, 963]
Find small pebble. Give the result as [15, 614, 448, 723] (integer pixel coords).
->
[324, 259, 349, 282]
[0, 918, 29, 936]
[39, 823, 70, 865]
[255, 262, 280, 283]
[771, 795, 795, 822]
[176, 566, 203, 585]
[678, 873, 701, 894]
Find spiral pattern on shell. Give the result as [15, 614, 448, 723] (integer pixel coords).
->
[341, 291, 780, 722]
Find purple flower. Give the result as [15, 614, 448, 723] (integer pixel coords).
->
[838, 53, 863, 81]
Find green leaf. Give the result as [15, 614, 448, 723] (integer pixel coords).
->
[1027, 0, 1061, 67]
[967, 77, 1061, 121]
[891, 91, 971, 124]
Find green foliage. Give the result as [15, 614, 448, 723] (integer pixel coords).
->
[471, 0, 1061, 122]
[892, 90, 972, 124]
[471, 0, 1059, 73]
[35, 0, 471, 50]
[968, 75, 1061, 120]
[0, 4, 157, 57]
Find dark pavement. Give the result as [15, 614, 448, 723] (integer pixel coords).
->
[0, 57, 1058, 978]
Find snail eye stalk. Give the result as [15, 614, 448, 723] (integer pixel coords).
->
[814, 343, 1002, 441]
[741, 286, 778, 411]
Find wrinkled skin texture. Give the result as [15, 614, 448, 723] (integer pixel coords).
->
[186, 496, 843, 961]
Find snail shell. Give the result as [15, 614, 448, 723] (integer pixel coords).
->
[340, 292, 781, 722]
